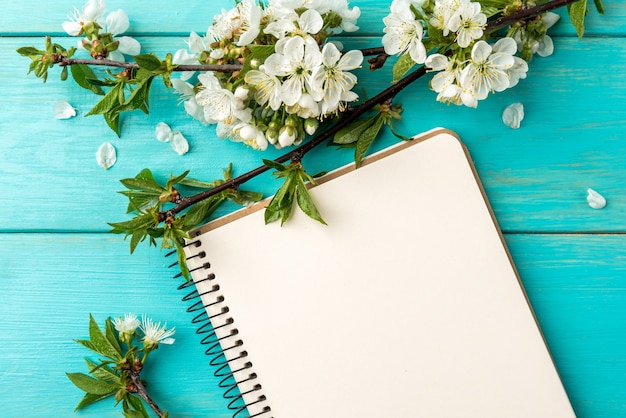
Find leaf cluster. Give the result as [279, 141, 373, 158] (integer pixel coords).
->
[17, 37, 76, 83]
[263, 160, 326, 226]
[67, 315, 157, 418]
[110, 166, 263, 280]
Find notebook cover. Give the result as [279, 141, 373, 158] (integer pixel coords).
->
[183, 128, 576, 418]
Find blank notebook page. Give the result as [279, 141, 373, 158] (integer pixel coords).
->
[186, 129, 575, 418]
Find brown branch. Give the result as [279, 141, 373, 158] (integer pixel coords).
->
[55, 56, 243, 73]
[128, 369, 165, 417]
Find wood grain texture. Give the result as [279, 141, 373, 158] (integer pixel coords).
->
[2, 0, 625, 417]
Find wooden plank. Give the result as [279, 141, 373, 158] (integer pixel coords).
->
[1, 232, 625, 417]
[0, 0, 619, 37]
[2, 36, 625, 233]
[505, 234, 626, 418]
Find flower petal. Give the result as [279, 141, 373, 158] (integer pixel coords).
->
[116, 36, 141, 56]
[170, 132, 190, 155]
[96, 142, 117, 169]
[587, 188, 607, 209]
[502, 102, 524, 129]
[155, 122, 172, 142]
[52, 100, 76, 119]
[106, 9, 130, 36]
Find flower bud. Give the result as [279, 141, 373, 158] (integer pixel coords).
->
[304, 118, 319, 135]
[266, 128, 279, 144]
[278, 126, 297, 147]
[255, 131, 268, 151]
[285, 115, 300, 128]
[239, 124, 257, 141]
[234, 86, 250, 101]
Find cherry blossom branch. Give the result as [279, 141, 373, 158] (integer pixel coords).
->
[54, 56, 243, 72]
[157, 0, 583, 221]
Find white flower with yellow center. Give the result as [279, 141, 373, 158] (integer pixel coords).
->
[458, 38, 516, 107]
[425, 53, 464, 104]
[244, 69, 284, 111]
[311, 43, 363, 113]
[113, 313, 140, 334]
[103, 9, 141, 62]
[195, 72, 252, 125]
[447, 1, 486, 48]
[382, 0, 427, 64]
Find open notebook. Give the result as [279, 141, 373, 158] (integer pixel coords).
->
[181, 128, 575, 418]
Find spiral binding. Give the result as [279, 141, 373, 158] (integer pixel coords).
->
[167, 239, 272, 418]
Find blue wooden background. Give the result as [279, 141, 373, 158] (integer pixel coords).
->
[1, 0, 625, 416]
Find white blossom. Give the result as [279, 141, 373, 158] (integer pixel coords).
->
[382, 0, 427, 64]
[96, 142, 116, 169]
[195, 72, 251, 124]
[458, 38, 516, 107]
[425, 54, 463, 104]
[447, 1, 486, 48]
[140, 315, 176, 349]
[245, 70, 284, 111]
[103, 9, 141, 61]
[311, 43, 363, 113]
[431, 0, 462, 36]
[208, 0, 262, 46]
[113, 313, 140, 334]
[62, 0, 106, 36]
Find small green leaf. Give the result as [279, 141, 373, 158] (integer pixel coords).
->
[594, 0, 604, 13]
[104, 318, 123, 357]
[183, 194, 226, 229]
[16, 46, 42, 57]
[126, 394, 150, 418]
[295, 175, 326, 225]
[166, 170, 190, 190]
[133, 54, 162, 71]
[263, 159, 288, 171]
[75, 392, 116, 411]
[265, 174, 296, 225]
[354, 116, 384, 167]
[333, 117, 376, 145]
[568, 0, 588, 38]
[87, 83, 124, 116]
[178, 177, 217, 189]
[392, 54, 416, 83]
[85, 359, 120, 385]
[70, 64, 105, 95]
[87, 314, 122, 360]
[67, 372, 119, 395]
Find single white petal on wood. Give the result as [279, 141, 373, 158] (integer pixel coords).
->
[587, 188, 606, 209]
[502, 102, 524, 129]
[53, 100, 77, 119]
[155, 122, 173, 142]
[96, 142, 117, 169]
[170, 132, 189, 155]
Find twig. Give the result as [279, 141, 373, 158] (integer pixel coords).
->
[128, 369, 164, 417]
[55, 56, 243, 73]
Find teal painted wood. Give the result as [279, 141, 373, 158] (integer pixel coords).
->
[2, 0, 626, 417]
[1, 36, 625, 232]
[1, 233, 626, 417]
[0, 0, 619, 37]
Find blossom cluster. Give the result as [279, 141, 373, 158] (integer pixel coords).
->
[382, 0, 560, 107]
[62, 0, 141, 61]
[172, 0, 363, 150]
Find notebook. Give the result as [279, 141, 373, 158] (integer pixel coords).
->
[180, 128, 576, 418]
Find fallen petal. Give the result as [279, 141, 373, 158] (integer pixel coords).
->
[502, 102, 524, 129]
[155, 122, 172, 142]
[53, 100, 77, 119]
[586, 188, 606, 209]
[96, 142, 117, 169]
[170, 131, 189, 155]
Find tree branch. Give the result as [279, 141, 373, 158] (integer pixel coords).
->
[128, 369, 164, 417]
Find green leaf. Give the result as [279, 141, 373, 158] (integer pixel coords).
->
[121, 178, 165, 194]
[75, 392, 116, 411]
[594, 0, 604, 13]
[67, 372, 119, 395]
[333, 117, 376, 145]
[87, 314, 123, 360]
[104, 318, 123, 358]
[87, 82, 124, 115]
[177, 177, 217, 189]
[183, 194, 226, 229]
[295, 176, 326, 225]
[263, 159, 288, 171]
[392, 54, 416, 83]
[265, 174, 296, 225]
[85, 359, 120, 385]
[126, 394, 150, 418]
[16, 46, 42, 57]
[166, 170, 190, 190]
[354, 116, 384, 167]
[568, 0, 588, 38]
[104, 110, 121, 136]
[70, 64, 105, 95]
[133, 54, 162, 71]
